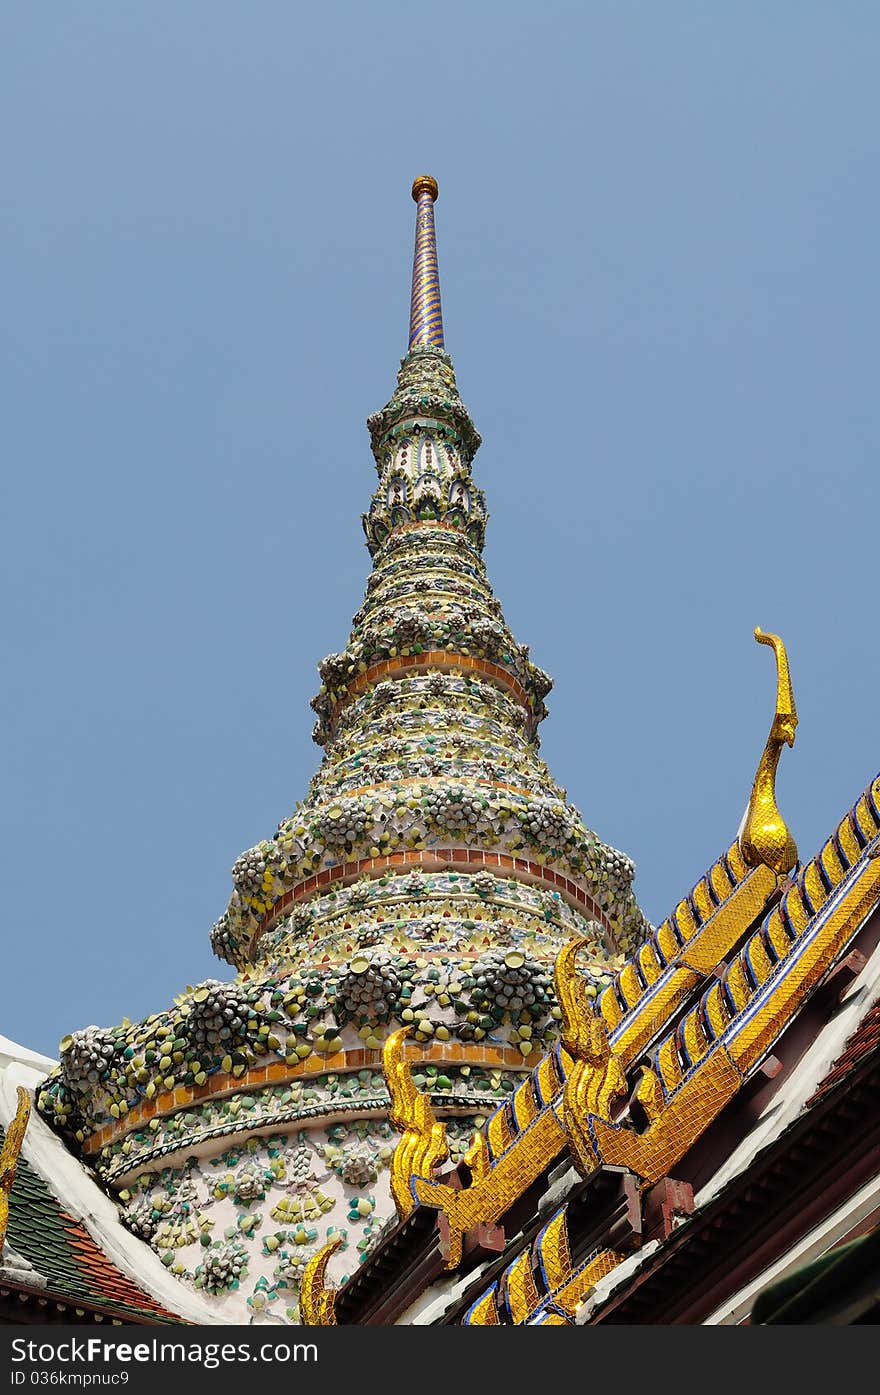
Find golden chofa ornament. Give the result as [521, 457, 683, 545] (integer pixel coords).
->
[741, 627, 799, 876]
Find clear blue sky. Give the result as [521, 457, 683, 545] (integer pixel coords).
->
[3, 4, 878, 1056]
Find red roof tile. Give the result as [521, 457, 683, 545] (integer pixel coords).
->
[806, 1001, 880, 1108]
[2, 1123, 185, 1324]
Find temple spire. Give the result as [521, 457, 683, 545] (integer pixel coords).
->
[408, 175, 444, 349]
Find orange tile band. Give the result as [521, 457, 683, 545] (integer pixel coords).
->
[82, 1040, 543, 1157]
[250, 846, 612, 956]
[327, 652, 533, 731]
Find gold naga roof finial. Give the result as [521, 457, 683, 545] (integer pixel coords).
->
[299, 1233, 342, 1326]
[383, 1026, 449, 1219]
[740, 627, 799, 876]
[556, 937, 628, 1175]
[0, 1087, 31, 1250]
[408, 175, 445, 350]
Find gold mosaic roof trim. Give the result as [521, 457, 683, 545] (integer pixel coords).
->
[383, 1027, 449, 1219]
[391, 771, 880, 1271]
[479, 843, 775, 1162]
[462, 1203, 623, 1325]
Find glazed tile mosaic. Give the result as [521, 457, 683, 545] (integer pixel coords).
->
[34, 178, 648, 1322]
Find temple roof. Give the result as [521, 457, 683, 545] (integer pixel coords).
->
[581, 930, 880, 1324]
[0, 1135, 182, 1324]
[0, 1039, 218, 1324]
[750, 1225, 880, 1324]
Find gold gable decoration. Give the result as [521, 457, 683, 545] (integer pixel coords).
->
[556, 936, 629, 1170]
[0, 1087, 31, 1250]
[299, 1233, 342, 1326]
[463, 1204, 626, 1324]
[563, 776, 880, 1186]
[407, 764, 880, 1279]
[383, 1027, 449, 1220]
[741, 628, 799, 876]
[457, 773, 880, 1322]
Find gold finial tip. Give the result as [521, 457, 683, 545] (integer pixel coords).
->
[412, 174, 439, 202]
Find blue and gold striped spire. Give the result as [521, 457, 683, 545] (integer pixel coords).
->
[408, 175, 445, 349]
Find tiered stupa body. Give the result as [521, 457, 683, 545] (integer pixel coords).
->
[36, 179, 647, 1322]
